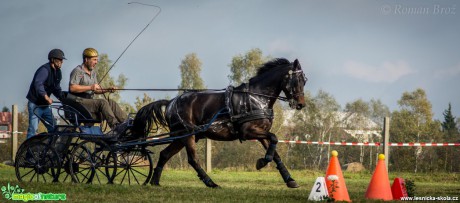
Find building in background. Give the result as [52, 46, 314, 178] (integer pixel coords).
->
[0, 112, 12, 144]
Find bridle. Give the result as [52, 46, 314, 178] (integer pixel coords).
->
[283, 69, 308, 108]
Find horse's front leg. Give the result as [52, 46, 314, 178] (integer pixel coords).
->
[258, 139, 299, 188]
[185, 135, 219, 188]
[256, 132, 278, 170]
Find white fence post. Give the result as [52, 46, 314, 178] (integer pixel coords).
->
[206, 138, 212, 172]
[11, 104, 18, 162]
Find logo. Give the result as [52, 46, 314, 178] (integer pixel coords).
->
[1, 183, 66, 202]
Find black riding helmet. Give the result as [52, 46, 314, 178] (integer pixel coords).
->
[48, 49, 66, 60]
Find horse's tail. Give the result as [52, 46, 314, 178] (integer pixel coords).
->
[132, 99, 170, 136]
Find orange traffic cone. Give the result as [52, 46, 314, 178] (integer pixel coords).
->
[365, 154, 393, 201]
[325, 150, 351, 202]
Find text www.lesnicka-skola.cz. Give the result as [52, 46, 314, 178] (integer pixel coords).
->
[400, 196, 458, 201]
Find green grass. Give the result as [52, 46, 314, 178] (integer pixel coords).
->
[1, 164, 459, 202]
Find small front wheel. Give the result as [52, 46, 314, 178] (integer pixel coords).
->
[109, 148, 153, 185]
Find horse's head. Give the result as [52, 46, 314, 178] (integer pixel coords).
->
[282, 59, 307, 110]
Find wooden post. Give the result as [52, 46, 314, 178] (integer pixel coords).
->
[206, 138, 212, 172]
[11, 104, 18, 162]
[383, 117, 390, 172]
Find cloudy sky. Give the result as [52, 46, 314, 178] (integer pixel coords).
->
[1, 0, 459, 120]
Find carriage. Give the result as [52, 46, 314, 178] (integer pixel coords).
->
[15, 58, 307, 188]
[14, 95, 154, 185]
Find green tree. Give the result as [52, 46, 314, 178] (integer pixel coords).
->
[398, 88, 433, 124]
[344, 99, 371, 130]
[2, 106, 9, 112]
[288, 90, 342, 169]
[95, 53, 134, 113]
[391, 88, 442, 172]
[441, 103, 459, 172]
[369, 99, 390, 127]
[442, 103, 458, 134]
[178, 53, 205, 92]
[228, 48, 269, 85]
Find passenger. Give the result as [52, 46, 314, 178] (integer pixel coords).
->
[26, 49, 66, 139]
[68, 48, 127, 134]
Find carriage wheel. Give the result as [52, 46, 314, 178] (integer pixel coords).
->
[68, 141, 95, 183]
[15, 142, 60, 183]
[91, 141, 117, 184]
[69, 140, 117, 184]
[58, 154, 74, 183]
[53, 134, 80, 183]
[109, 148, 153, 185]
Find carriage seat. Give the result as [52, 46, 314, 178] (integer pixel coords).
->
[60, 91, 101, 125]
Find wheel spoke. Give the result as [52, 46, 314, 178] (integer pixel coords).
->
[120, 169, 128, 184]
[130, 168, 148, 178]
[21, 168, 35, 178]
[115, 167, 127, 179]
[41, 174, 47, 183]
[94, 170, 102, 184]
[131, 169, 140, 185]
[28, 170, 37, 182]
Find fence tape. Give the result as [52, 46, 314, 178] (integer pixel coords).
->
[276, 140, 460, 147]
[0, 131, 24, 134]
[1, 131, 459, 147]
[278, 140, 381, 146]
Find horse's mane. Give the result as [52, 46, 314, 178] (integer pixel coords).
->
[246, 58, 291, 84]
[255, 58, 291, 77]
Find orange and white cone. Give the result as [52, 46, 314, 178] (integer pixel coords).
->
[325, 150, 351, 202]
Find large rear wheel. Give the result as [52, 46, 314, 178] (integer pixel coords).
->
[15, 142, 60, 183]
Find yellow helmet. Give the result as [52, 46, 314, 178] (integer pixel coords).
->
[82, 48, 98, 59]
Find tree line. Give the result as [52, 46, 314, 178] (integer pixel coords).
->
[2, 48, 459, 173]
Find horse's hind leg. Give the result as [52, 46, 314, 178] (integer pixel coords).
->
[185, 136, 219, 188]
[151, 140, 185, 186]
[258, 139, 299, 188]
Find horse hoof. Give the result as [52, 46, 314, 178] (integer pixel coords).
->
[256, 158, 268, 170]
[210, 184, 220, 188]
[286, 180, 299, 188]
[206, 181, 219, 188]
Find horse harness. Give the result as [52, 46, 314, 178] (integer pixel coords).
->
[225, 85, 274, 126]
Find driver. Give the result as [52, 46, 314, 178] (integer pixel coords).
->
[68, 48, 127, 133]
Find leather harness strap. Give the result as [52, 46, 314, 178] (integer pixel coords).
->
[226, 85, 274, 126]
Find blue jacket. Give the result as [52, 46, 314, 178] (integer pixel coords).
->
[26, 63, 63, 105]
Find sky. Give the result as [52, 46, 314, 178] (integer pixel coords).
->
[1, 0, 459, 120]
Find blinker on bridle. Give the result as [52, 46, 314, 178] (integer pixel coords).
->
[285, 69, 307, 102]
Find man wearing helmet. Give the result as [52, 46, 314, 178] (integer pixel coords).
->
[26, 49, 66, 139]
[68, 48, 127, 132]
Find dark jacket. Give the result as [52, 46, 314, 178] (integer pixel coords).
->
[26, 63, 63, 105]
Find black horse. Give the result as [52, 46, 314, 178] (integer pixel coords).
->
[132, 58, 307, 188]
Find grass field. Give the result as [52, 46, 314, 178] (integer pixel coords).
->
[1, 163, 459, 202]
